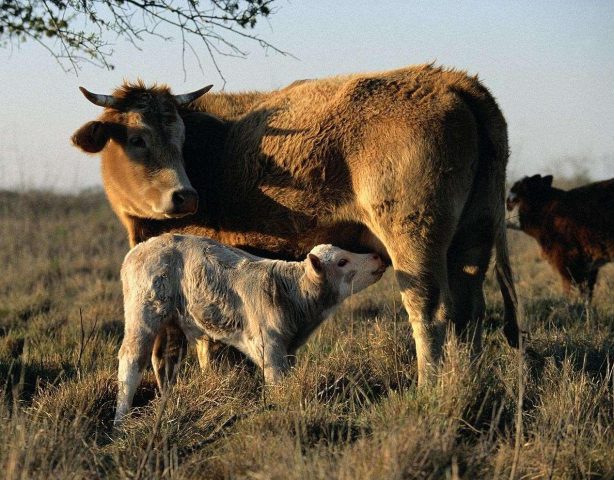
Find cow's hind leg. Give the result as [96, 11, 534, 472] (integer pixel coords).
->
[372, 213, 457, 387]
[447, 221, 494, 354]
[393, 253, 454, 386]
[366, 197, 467, 386]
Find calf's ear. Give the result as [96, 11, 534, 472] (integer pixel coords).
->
[308, 253, 324, 277]
[542, 175, 553, 187]
[72, 121, 110, 153]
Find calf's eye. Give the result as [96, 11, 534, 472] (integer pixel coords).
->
[337, 259, 349, 267]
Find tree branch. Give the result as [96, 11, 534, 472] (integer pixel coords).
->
[0, 0, 288, 77]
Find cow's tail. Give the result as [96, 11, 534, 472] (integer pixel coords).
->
[495, 213, 521, 347]
[449, 70, 521, 347]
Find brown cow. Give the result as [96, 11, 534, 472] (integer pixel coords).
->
[72, 65, 519, 386]
[507, 174, 614, 300]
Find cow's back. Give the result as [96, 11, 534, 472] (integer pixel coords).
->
[227, 65, 491, 159]
[218, 65, 503, 208]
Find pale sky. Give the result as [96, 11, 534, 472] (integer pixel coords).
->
[1, 1, 613, 190]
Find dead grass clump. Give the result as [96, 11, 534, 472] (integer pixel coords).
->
[1, 190, 613, 478]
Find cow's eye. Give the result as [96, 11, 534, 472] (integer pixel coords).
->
[337, 259, 349, 267]
[129, 136, 146, 148]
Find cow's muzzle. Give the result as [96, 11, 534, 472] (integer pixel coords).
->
[169, 188, 199, 216]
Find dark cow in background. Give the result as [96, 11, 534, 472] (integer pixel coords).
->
[72, 65, 520, 386]
[507, 174, 614, 300]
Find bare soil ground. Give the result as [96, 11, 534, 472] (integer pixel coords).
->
[1, 190, 612, 479]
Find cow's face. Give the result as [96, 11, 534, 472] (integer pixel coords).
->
[72, 83, 212, 219]
[507, 174, 553, 211]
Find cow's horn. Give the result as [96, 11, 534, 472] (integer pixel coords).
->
[79, 87, 119, 108]
[174, 85, 213, 106]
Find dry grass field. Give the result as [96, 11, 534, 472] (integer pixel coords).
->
[1, 189, 612, 479]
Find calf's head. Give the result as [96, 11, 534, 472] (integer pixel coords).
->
[72, 82, 212, 219]
[305, 244, 387, 301]
[507, 174, 554, 211]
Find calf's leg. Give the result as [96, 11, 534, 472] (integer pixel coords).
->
[263, 352, 291, 384]
[115, 308, 160, 425]
[557, 258, 596, 302]
[195, 337, 213, 371]
[196, 337, 251, 372]
[245, 332, 291, 385]
[151, 321, 188, 391]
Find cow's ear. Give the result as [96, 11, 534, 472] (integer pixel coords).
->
[72, 121, 110, 153]
[307, 253, 324, 277]
[542, 175, 553, 187]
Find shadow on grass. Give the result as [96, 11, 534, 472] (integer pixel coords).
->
[523, 297, 595, 327]
[1, 358, 69, 405]
[526, 340, 613, 380]
[520, 297, 613, 378]
[0, 298, 54, 333]
[130, 378, 159, 410]
[300, 418, 369, 450]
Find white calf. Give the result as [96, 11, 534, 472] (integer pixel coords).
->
[115, 234, 386, 423]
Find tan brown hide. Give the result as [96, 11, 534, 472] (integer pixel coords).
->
[73, 64, 519, 385]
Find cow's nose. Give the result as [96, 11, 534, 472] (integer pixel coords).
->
[172, 188, 198, 214]
[372, 253, 380, 261]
